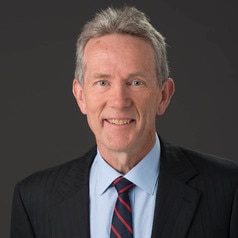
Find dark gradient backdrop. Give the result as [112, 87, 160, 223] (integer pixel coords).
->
[1, 1, 237, 237]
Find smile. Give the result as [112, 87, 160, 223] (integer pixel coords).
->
[106, 119, 133, 125]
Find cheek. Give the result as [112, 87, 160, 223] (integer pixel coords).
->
[145, 93, 160, 112]
[86, 111, 99, 134]
[84, 98, 102, 123]
[137, 97, 158, 121]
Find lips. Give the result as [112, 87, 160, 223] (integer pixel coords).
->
[106, 119, 133, 125]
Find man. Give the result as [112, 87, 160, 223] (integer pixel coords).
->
[11, 6, 238, 238]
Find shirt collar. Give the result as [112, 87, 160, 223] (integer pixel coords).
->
[95, 134, 161, 195]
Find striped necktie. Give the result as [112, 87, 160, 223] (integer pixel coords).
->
[110, 176, 134, 238]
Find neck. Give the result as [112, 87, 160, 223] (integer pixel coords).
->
[98, 137, 156, 174]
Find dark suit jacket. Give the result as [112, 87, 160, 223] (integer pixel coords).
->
[11, 140, 238, 238]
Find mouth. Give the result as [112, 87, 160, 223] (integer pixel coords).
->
[106, 119, 134, 125]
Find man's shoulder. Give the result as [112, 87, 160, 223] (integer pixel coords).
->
[181, 146, 238, 174]
[161, 139, 238, 178]
[166, 141, 238, 178]
[17, 146, 97, 194]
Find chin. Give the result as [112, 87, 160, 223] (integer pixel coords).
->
[106, 138, 136, 152]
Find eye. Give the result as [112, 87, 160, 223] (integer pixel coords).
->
[130, 80, 144, 86]
[96, 80, 108, 86]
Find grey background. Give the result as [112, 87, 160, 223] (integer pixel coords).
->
[1, 0, 237, 237]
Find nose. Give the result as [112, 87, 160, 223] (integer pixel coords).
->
[107, 83, 131, 109]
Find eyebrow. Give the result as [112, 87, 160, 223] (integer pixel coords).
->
[93, 73, 111, 79]
[92, 71, 147, 80]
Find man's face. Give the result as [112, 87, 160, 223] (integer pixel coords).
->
[73, 34, 174, 157]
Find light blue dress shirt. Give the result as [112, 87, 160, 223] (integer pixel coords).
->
[89, 134, 161, 238]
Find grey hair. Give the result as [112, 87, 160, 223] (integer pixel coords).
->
[75, 6, 169, 86]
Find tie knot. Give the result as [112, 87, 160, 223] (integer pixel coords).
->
[112, 177, 134, 194]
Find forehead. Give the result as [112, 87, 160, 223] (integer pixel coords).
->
[83, 33, 156, 72]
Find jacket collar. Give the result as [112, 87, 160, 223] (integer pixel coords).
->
[49, 140, 201, 238]
[49, 147, 96, 238]
[151, 140, 201, 238]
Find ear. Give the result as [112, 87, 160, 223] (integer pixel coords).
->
[157, 78, 175, 115]
[72, 79, 87, 114]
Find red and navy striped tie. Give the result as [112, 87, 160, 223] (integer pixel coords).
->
[110, 177, 134, 238]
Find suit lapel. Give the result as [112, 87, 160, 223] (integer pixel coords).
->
[48, 140, 202, 237]
[49, 147, 97, 238]
[151, 141, 202, 238]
